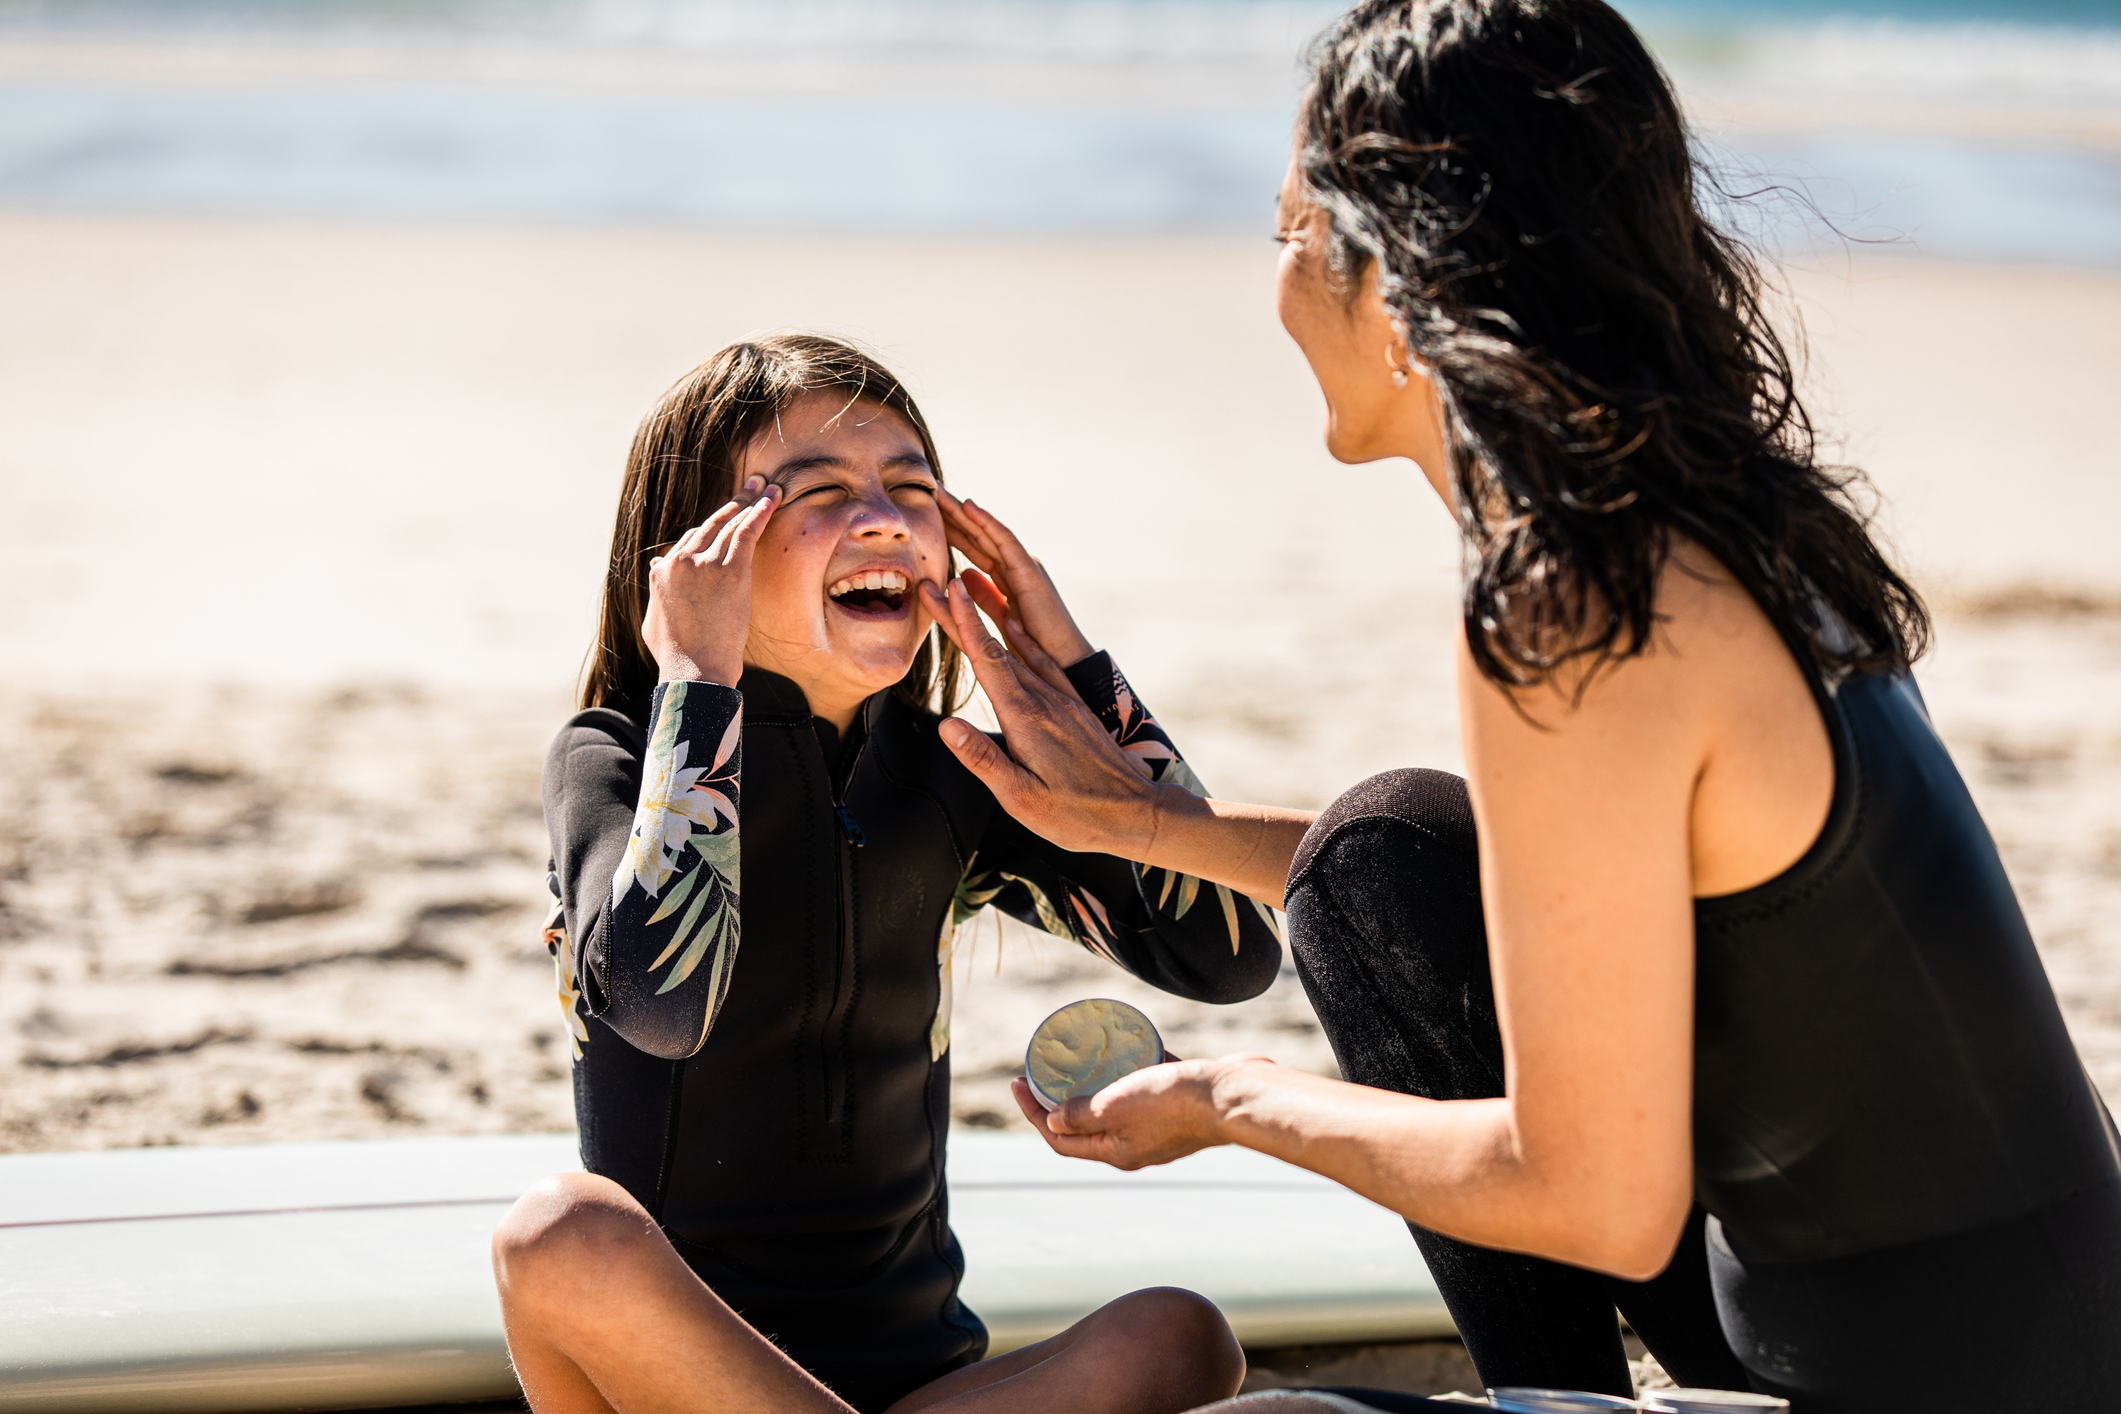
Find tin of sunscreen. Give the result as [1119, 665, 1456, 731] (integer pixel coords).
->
[1024, 998, 1163, 1111]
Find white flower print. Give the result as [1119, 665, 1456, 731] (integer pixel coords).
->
[613, 686, 740, 904]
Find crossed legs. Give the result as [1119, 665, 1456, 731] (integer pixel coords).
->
[492, 1172, 1246, 1414]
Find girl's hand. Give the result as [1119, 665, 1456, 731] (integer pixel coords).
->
[1007, 1054, 1271, 1170]
[918, 576, 1169, 857]
[938, 490, 1096, 671]
[642, 477, 780, 688]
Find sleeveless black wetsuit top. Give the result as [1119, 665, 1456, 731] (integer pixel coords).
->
[1691, 645, 2121, 1264]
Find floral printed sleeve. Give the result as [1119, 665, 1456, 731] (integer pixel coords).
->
[940, 652, 1282, 1044]
[546, 680, 743, 1062]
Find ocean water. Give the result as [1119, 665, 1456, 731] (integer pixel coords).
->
[0, 0, 2116, 261]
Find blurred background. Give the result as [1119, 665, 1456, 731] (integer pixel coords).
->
[0, 0, 2117, 1155]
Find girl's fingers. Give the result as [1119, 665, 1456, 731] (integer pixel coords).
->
[715, 484, 780, 566]
[693, 482, 761, 538]
[684, 476, 773, 560]
[667, 520, 713, 560]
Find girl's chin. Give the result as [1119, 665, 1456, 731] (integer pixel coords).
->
[818, 640, 922, 692]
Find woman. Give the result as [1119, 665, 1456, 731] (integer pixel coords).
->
[492, 334, 1282, 1414]
[919, 2, 2121, 1409]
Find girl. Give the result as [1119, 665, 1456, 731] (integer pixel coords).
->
[491, 334, 1283, 1414]
[923, 2, 2121, 1410]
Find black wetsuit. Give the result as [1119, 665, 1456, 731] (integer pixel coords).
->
[1283, 630, 2121, 1410]
[541, 654, 1281, 1413]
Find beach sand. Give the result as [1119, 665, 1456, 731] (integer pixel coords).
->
[1, 214, 2117, 1394]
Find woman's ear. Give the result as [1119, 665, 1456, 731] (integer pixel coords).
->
[1385, 315, 1431, 391]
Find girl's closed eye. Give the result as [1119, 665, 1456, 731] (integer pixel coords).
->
[780, 479, 842, 505]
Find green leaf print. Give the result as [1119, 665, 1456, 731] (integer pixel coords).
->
[658, 899, 726, 995]
[693, 825, 741, 886]
[1001, 869, 1076, 943]
[1214, 881, 1241, 954]
[646, 864, 699, 925]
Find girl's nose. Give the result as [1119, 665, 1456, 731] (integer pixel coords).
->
[850, 490, 911, 539]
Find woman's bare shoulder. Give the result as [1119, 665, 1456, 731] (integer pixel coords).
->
[1652, 537, 1835, 895]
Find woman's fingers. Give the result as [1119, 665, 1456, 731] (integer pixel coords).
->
[937, 716, 1046, 817]
[956, 496, 1045, 578]
[954, 497, 1097, 668]
[918, 579, 978, 656]
[926, 579, 1086, 762]
[1009, 1079, 1121, 1164]
[920, 580, 1038, 718]
[1036, 1063, 1224, 1170]
[938, 488, 1003, 569]
[947, 579, 1047, 713]
[939, 510, 1003, 583]
[959, 565, 1013, 627]
[1001, 614, 1079, 696]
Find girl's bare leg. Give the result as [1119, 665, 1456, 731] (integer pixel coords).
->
[493, 1173, 853, 1414]
[885, 1284, 1244, 1413]
[495, 1172, 1246, 1414]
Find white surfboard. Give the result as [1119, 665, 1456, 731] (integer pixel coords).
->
[0, 1133, 1449, 1413]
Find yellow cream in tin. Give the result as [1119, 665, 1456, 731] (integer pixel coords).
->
[1026, 999, 1161, 1108]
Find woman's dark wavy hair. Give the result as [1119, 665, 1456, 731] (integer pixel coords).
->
[1299, 0, 1927, 688]
[581, 333, 967, 722]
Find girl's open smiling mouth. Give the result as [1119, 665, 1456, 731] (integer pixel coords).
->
[826, 567, 911, 618]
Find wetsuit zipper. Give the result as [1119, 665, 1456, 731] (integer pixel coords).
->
[819, 725, 867, 1133]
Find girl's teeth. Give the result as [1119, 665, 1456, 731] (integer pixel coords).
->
[828, 571, 907, 598]
[827, 570, 910, 604]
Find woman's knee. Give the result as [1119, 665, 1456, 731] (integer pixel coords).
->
[1285, 769, 1481, 957]
[1288, 768, 1475, 898]
[492, 1171, 662, 1312]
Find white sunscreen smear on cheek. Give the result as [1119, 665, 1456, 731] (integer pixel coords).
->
[1025, 999, 1162, 1109]
[808, 594, 831, 655]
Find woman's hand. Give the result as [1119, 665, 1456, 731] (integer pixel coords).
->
[918, 572, 1316, 907]
[919, 575, 1169, 858]
[642, 476, 781, 688]
[937, 490, 1096, 672]
[1007, 1054, 1270, 1170]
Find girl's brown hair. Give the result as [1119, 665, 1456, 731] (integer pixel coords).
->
[580, 333, 967, 722]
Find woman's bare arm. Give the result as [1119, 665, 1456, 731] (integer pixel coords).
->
[1009, 595, 1738, 1280]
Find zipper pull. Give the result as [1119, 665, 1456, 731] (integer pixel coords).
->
[835, 805, 866, 848]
